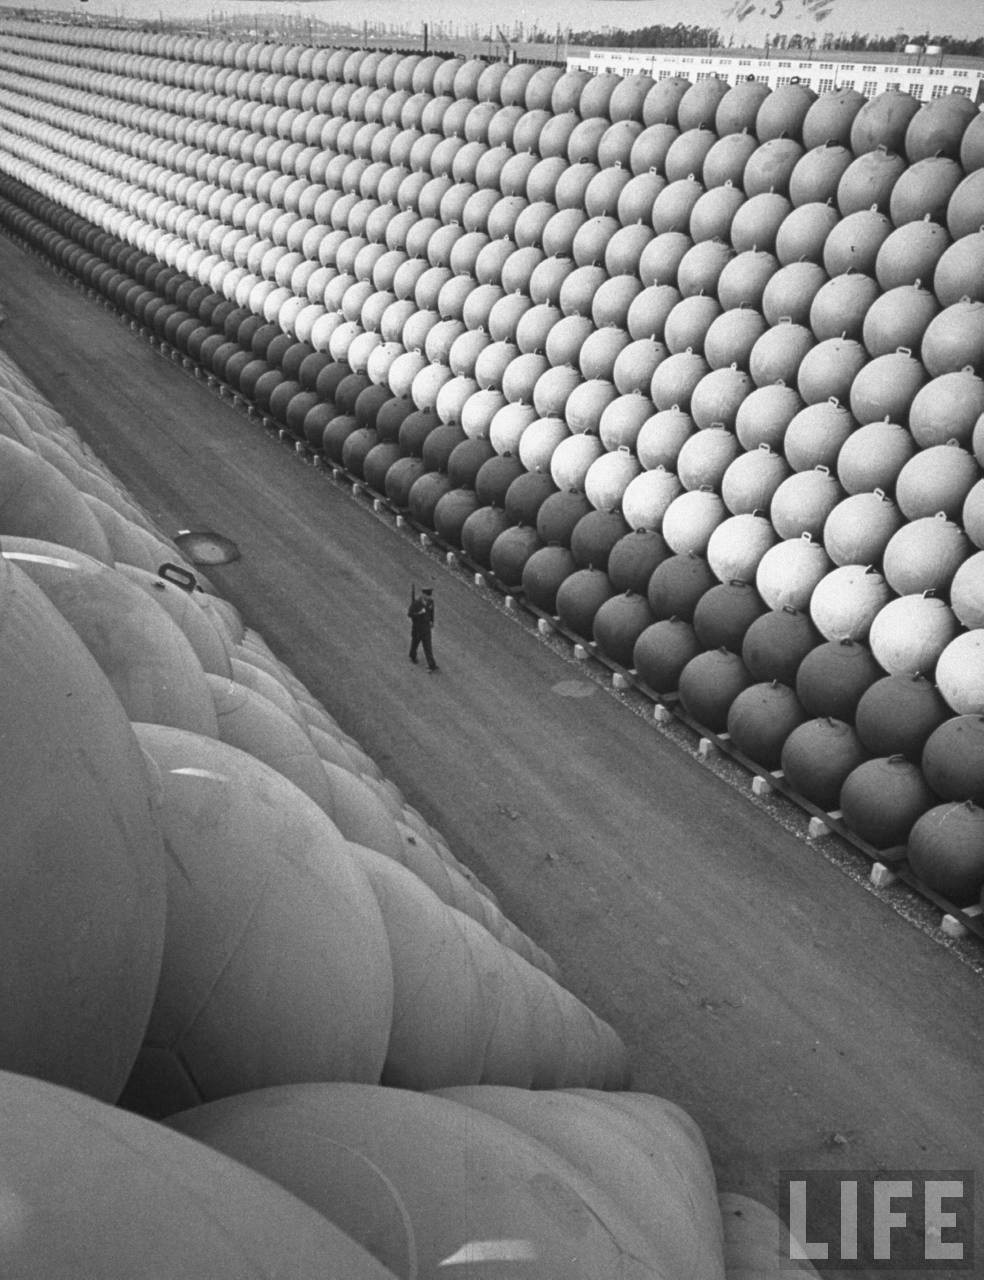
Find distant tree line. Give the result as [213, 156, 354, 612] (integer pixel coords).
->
[9, 4, 983, 60]
[563, 23, 724, 49]
[776, 30, 984, 57]
[556, 22, 984, 58]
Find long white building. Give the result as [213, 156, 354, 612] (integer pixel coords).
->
[567, 48, 984, 104]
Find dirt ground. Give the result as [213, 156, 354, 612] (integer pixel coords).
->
[2, 234, 982, 1277]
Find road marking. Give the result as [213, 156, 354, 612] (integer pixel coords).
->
[551, 679, 597, 699]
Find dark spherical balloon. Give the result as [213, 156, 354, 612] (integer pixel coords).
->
[268, 379, 303, 424]
[646, 552, 716, 622]
[795, 639, 883, 723]
[633, 618, 702, 693]
[607, 529, 672, 594]
[172, 317, 202, 354]
[197, 332, 228, 372]
[535, 490, 594, 548]
[298, 352, 333, 391]
[384, 454, 426, 507]
[321, 413, 359, 464]
[727, 681, 809, 770]
[408, 470, 454, 526]
[354, 385, 393, 431]
[252, 369, 286, 413]
[781, 717, 868, 811]
[149, 303, 181, 342]
[678, 648, 756, 732]
[741, 606, 821, 687]
[224, 307, 253, 343]
[399, 410, 442, 459]
[854, 674, 953, 761]
[375, 396, 415, 443]
[208, 341, 243, 382]
[692, 580, 768, 654]
[503, 470, 558, 526]
[461, 504, 513, 568]
[421, 423, 468, 474]
[281, 342, 316, 382]
[521, 545, 578, 613]
[362, 441, 403, 493]
[570, 509, 632, 573]
[475, 454, 526, 508]
[335, 373, 372, 416]
[555, 567, 617, 636]
[285, 391, 321, 438]
[921, 715, 984, 805]
[906, 801, 984, 905]
[447, 437, 497, 489]
[490, 524, 543, 589]
[299, 402, 335, 449]
[592, 591, 656, 667]
[249, 322, 282, 359]
[433, 487, 482, 545]
[264, 333, 295, 370]
[340, 427, 380, 480]
[839, 757, 938, 849]
[314, 361, 352, 404]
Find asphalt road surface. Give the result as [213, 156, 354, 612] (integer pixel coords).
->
[2, 234, 982, 1278]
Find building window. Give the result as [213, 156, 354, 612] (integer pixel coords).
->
[562, 52, 983, 107]
[885, 81, 900, 92]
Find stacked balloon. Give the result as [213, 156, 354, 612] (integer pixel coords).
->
[0, 29, 978, 932]
[0, 340, 828, 1275]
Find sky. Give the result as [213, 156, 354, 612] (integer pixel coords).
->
[2, 0, 982, 44]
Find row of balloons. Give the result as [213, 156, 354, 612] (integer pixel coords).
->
[0, 292, 830, 1280]
[2, 28, 984, 899]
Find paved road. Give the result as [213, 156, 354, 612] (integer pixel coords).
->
[2, 236, 981, 1277]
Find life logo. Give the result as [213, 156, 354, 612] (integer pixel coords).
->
[779, 1170, 975, 1270]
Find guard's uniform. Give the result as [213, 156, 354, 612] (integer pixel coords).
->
[408, 592, 437, 671]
